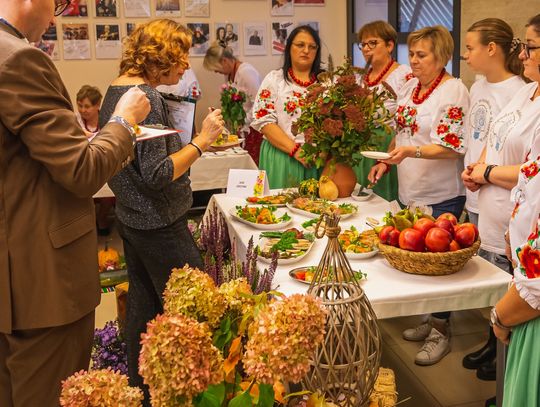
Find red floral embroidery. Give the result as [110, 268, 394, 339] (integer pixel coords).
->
[259, 89, 271, 99]
[447, 107, 463, 121]
[395, 105, 418, 135]
[265, 102, 275, 110]
[285, 101, 297, 114]
[521, 161, 539, 179]
[397, 105, 404, 114]
[437, 123, 449, 135]
[444, 133, 461, 148]
[255, 109, 269, 119]
[518, 245, 540, 279]
[292, 91, 303, 98]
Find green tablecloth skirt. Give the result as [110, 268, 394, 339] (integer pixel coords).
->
[503, 316, 540, 407]
[353, 128, 398, 202]
[259, 140, 319, 189]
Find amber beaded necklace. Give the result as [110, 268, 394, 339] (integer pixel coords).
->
[412, 69, 446, 104]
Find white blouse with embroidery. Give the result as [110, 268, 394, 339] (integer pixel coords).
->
[478, 82, 540, 255]
[251, 69, 309, 143]
[366, 64, 412, 117]
[509, 140, 540, 309]
[394, 77, 469, 206]
[464, 76, 526, 214]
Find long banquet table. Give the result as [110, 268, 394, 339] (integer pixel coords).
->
[206, 193, 512, 320]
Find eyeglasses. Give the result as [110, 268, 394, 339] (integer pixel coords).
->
[292, 42, 319, 52]
[521, 42, 540, 59]
[358, 40, 379, 50]
[54, 0, 71, 17]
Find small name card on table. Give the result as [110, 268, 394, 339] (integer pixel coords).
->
[226, 169, 269, 197]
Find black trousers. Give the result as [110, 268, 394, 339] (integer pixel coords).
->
[117, 215, 203, 406]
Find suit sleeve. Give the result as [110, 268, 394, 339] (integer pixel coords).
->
[0, 46, 134, 197]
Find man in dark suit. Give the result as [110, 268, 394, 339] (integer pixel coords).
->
[249, 30, 262, 46]
[0, 1, 150, 406]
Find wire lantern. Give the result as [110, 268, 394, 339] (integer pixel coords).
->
[303, 210, 381, 407]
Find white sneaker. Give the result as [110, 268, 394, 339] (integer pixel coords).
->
[402, 319, 432, 341]
[414, 328, 451, 366]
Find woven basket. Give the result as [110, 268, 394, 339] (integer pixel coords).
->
[378, 239, 480, 276]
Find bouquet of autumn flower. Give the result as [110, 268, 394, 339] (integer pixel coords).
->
[220, 83, 247, 134]
[294, 60, 393, 169]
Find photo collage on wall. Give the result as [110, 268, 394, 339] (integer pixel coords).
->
[35, 0, 322, 60]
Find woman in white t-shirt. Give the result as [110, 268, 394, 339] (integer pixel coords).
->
[356, 20, 412, 202]
[204, 43, 262, 163]
[459, 18, 526, 384]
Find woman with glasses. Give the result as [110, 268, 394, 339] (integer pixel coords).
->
[98, 19, 223, 405]
[203, 43, 262, 164]
[369, 25, 469, 366]
[251, 25, 323, 188]
[458, 18, 526, 384]
[356, 20, 411, 202]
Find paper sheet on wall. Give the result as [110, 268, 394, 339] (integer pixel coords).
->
[161, 94, 196, 146]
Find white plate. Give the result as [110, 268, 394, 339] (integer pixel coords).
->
[257, 237, 315, 265]
[351, 184, 374, 201]
[286, 202, 357, 219]
[360, 151, 391, 160]
[229, 207, 292, 230]
[288, 266, 366, 284]
[344, 247, 379, 260]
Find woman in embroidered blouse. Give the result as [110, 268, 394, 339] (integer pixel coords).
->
[369, 25, 469, 367]
[203, 43, 262, 164]
[356, 20, 411, 201]
[251, 25, 323, 189]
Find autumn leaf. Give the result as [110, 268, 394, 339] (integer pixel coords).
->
[223, 336, 242, 382]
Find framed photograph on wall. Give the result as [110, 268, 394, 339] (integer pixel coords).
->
[125, 22, 137, 37]
[123, 0, 151, 17]
[61, 0, 89, 17]
[95, 23, 121, 59]
[155, 0, 181, 16]
[185, 0, 209, 17]
[35, 24, 60, 60]
[270, 0, 293, 16]
[244, 22, 266, 56]
[187, 23, 210, 56]
[294, 0, 324, 5]
[62, 23, 91, 59]
[95, 0, 118, 17]
[271, 21, 293, 55]
[214, 22, 240, 55]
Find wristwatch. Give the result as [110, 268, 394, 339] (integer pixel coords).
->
[415, 146, 422, 158]
[108, 115, 137, 145]
[490, 307, 511, 330]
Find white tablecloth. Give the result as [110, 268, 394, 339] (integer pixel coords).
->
[206, 193, 512, 320]
[93, 148, 258, 198]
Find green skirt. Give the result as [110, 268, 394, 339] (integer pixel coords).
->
[259, 140, 319, 189]
[503, 317, 540, 407]
[353, 128, 398, 202]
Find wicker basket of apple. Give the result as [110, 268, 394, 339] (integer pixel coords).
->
[377, 209, 480, 276]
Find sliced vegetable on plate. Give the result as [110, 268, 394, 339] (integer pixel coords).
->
[257, 228, 315, 264]
[338, 226, 379, 259]
[229, 205, 292, 230]
[289, 266, 367, 284]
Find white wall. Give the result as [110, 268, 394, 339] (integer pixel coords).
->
[53, 0, 348, 128]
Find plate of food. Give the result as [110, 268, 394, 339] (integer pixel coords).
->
[257, 228, 315, 264]
[351, 184, 374, 202]
[338, 226, 379, 259]
[287, 197, 358, 219]
[209, 134, 244, 151]
[360, 151, 391, 160]
[229, 205, 292, 230]
[245, 194, 290, 206]
[289, 266, 367, 285]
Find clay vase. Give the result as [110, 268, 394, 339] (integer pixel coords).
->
[322, 162, 357, 198]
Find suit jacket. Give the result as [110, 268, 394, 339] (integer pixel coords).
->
[0, 24, 134, 333]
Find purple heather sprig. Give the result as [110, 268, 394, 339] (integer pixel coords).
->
[91, 320, 128, 375]
[60, 368, 143, 407]
[138, 313, 223, 407]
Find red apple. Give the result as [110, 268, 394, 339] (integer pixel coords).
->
[437, 212, 458, 225]
[388, 229, 401, 247]
[455, 224, 477, 248]
[449, 240, 461, 251]
[398, 228, 425, 252]
[425, 227, 452, 252]
[413, 218, 435, 237]
[434, 218, 455, 238]
[379, 226, 395, 243]
[457, 222, 479, 241]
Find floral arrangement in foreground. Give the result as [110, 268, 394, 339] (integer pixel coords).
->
[294, 59, 393, 169]
[220, 82, 247, 134]
[91, 320, 128, 375]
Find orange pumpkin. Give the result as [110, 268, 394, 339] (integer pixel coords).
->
[98, 243, 121, 272]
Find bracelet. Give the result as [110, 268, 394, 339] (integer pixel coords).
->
[483, 164, 497, 183]
[289, 143, 301, 158]
[376, 160, 391, 174]
[189, 141, 203, 156]
[108, 115, 136, 145]
[415, 145, 422, 158]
